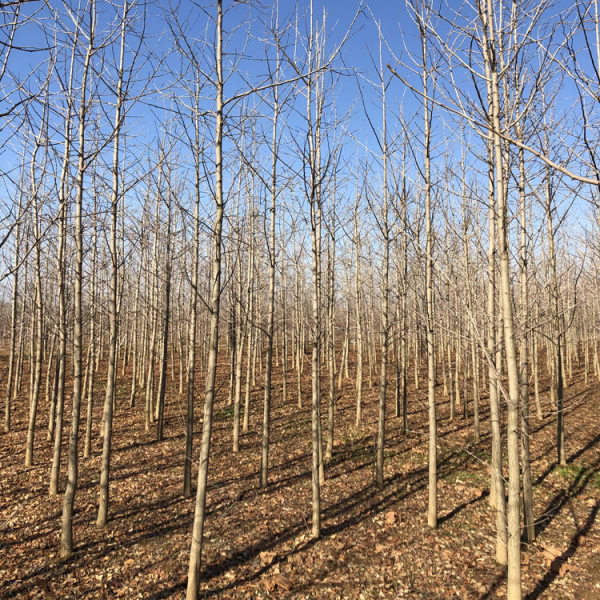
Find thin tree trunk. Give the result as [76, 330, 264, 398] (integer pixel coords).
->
[484, 1, 521, 591]
[183, 91, 202, 497]
[4, 187, 22, 433]
[326, 191, 336, 462]
[517, 135, 534, 544]
[61, 6, 94, 555]
[376, 48, 389, 487]
[156, 175, 172, 442]
[84, 192, 98, 458]
[486, 98, 507, 566]
[416, 10, 437, 528]
[354, 202, 363, 428]
[544, 165, 566, 466]
[260, 58, 280, 488]
[187, 3, 224, 595]
[97, 0, 127, 527]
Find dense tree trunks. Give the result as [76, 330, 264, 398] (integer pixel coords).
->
[5, 2, 600, 597]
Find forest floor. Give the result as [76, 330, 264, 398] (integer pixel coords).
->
[2, 355, 600, 599]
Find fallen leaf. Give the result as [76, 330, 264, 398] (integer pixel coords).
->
[385, 511, 398, 526]
[542, 545, 562, 560]
[272, 574, 292, 591]
[259, 551, 276, 567]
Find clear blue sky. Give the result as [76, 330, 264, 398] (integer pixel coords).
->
[0, 0, 592, 210]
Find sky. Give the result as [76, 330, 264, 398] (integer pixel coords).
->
[0, 0, 597, 302]
[0, 0, 596, 231]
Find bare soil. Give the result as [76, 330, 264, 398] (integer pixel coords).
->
[1, 355, 599, 599]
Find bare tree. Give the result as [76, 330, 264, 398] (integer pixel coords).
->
[187, 1, 225, 594]
[260, 7, 285, 489]
[97, 0, 130, 527]
[62, 0, 96, 556]
[480, 0, 522, 594]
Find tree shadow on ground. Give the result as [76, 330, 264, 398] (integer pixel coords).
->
[526, 501, 599, 600]
[534, 455, 600, 540]
[438, 489, 488, 525]
[142, 445, 477, 598]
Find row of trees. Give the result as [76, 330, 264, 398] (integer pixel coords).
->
[2, 1, 600, 598]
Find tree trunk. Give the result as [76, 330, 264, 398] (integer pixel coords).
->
[62, 7, 94, 555]
[97, 0, 127, 527]
[187, 2, 224, 595]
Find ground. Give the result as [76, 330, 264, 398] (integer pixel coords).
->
[1, 354, 600, 599]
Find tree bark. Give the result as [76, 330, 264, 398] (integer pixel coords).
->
[187, 2, 224, 596]
[97, 0, 127, 527]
